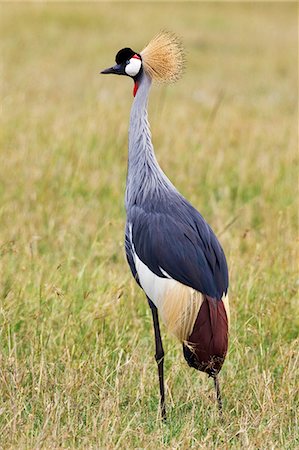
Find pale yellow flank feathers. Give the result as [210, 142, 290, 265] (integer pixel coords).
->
[160, 282, 230, 342]
[141, 31, 185, 83]
[160, 282, 203, 342]
[222, 294, 230, 326]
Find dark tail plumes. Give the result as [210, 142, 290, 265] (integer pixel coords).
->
[183, 296, 228, 376]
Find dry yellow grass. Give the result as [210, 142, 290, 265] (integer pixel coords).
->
[1, 2, 298, 448]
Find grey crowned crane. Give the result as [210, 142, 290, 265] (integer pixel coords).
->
[101, 32, 229, 420]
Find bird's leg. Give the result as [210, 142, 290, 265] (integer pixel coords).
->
[213, 375, 223, 416]
[148, 298, 166, 421]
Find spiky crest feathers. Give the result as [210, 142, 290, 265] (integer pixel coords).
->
[140, 31, 185, 83]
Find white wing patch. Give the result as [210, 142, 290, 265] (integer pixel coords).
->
[159, 267, 172, 278]
[134, 250, 177, 309]
[128, 223, 175, 308]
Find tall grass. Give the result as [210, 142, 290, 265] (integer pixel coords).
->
[1, 3, 298, 448]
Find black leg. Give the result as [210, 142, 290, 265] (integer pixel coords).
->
[213, 375, 223, 416]
[148, 298, 166, 421]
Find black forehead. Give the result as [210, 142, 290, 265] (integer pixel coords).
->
[115, 47, 136, 64]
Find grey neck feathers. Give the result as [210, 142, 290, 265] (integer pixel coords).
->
[125, 72, 175, 209]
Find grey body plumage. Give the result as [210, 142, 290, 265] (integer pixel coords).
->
[125, 72, 228, 300]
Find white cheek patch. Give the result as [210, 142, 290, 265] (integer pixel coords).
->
[125, 58, 142, 77]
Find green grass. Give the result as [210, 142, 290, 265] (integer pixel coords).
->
[1, 2, 298, 448]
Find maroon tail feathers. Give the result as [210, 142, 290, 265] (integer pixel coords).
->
[183, 295, 228, 376]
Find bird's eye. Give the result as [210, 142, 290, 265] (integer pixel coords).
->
[125, 60, 130, 65]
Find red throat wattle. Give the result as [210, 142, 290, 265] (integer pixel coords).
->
[133, 81, 139, 97]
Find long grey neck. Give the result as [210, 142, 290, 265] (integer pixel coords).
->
[125, 72, 175, 209]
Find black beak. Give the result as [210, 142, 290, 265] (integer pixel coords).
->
[100, 64, 123, 75]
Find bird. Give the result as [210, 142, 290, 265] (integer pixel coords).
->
[101, 31, 229, 420]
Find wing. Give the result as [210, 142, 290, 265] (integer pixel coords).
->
[125, 225, 141, 286]
[129, 201, 228, 300]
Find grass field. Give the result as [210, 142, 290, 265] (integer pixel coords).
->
[1, 2, 298, 449]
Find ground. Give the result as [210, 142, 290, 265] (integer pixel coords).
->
[0, 2, 298, 449]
